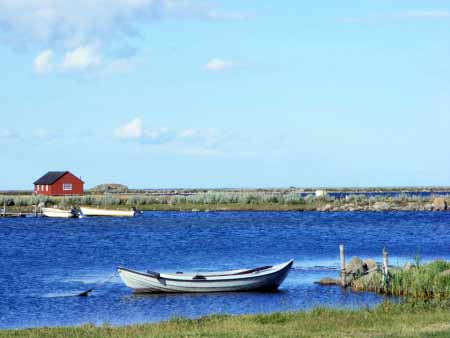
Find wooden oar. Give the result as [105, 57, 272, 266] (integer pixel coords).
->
[77, 288, 93, 297]
[76, 272, 117, 297]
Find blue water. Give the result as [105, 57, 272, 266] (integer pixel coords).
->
[300, 191, 450, 199]
[1, 211, 450, 329]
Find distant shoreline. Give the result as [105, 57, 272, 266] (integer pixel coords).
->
[2, 187, 450, 214]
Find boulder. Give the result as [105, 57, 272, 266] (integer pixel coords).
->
[364, 259, 377, 271]
[89, 183, 129, 193]
[315, 277, 338, 286]
[432, 198, 448, 211]
[346, 257, 364, 275]
[403, 262, 414, 271]
[320, 204, 333, 212]
[441, 269, 450, 277]
[423, 203, 434, 211]
[372, 202, 390, 211]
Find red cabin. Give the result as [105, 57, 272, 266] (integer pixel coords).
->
[33, 171, 84, 196]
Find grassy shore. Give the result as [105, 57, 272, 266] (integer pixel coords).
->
[1, 190, 449, 213]
[2, 302, 450, 338]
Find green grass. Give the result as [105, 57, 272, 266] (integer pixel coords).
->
[2, 190, 448, 213]
[2, 302, 450, 337]
[353, 261, 450, 299]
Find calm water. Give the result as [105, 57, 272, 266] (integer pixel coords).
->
[1, 211, 450, 329]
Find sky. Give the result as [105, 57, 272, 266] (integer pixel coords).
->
[0, 0, 449, 189]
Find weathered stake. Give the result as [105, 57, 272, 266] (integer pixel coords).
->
[339, 244, 346, 287]
[383, 247, 388, 276]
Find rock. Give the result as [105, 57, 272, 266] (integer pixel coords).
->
[364, 259, 377, 271]
[403, 262, 414, 271]
[440, 269, 450, 277]
[423, 203, 434, 211]
[89, 183, 129, 193]
[346, 257, 364, 275]
[315, 277, 338, 286]
[432, 198, 448, 211]
[372, 202, 390, 211]
[320, 204, 333, 212]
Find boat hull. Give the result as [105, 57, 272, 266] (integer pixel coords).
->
[41, 208, 77, 218]
[80, 207, 136, 217]
[118, 260, 293, 293]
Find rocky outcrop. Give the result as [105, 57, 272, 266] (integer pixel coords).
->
[315, 277, 338, 286]
[89, 183, 129, 193]
[316, 256, 380, 287]
[364, 259, 377, 271]
[372, 202, 390, 211]
[432, 198, 448, 211]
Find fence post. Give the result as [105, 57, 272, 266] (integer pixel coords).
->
[340, 244, 346, 287]
[383, 247, 388, 276]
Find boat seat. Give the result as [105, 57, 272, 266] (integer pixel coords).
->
[146, 271, 161, 279]
[192, 275, 207, 280]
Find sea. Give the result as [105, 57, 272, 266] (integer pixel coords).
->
[1, 211, 450, 328]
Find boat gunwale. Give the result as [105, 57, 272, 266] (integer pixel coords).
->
[117, 260, 294, 283]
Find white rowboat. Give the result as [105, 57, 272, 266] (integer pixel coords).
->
[42, 207, 78, 218]
[80, 207, 137, 217]
[118, 260, 293, 293]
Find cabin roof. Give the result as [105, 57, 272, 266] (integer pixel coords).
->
[33, 171, 70, 185]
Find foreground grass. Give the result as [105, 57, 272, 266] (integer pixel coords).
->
[3, 302, 450, 338]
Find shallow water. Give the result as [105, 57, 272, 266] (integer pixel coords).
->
[1, 211, 450, 329]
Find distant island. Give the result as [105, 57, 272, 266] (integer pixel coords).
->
[1, 186, 449, 213]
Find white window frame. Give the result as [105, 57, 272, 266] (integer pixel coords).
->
[36, 185, 39, 192]
[46, 185, 48, 192]
[63, 183, 72, 191]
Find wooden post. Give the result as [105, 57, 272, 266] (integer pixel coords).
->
[339, 244, 346, 287]
[383, 247, 388, 276]
[2, 201, 5, 216]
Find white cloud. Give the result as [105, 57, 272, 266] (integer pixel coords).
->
[0, 129, 19, 140]
[114, 118, 230, 155]
[33, 49, 53, 74]
[398, 11, 450, 18]
[0, 1, 249, 51]
[204, 58, 234, 72]
[114, 117, 143, 140]
[343, 10, 450, 24]
[178, 128, 222, 146]
[62, 45, 102, 70]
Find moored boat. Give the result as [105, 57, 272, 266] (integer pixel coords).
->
[80, 206, 137, 217]
[118, 260, 293, 293]
[42, 207, 78, 218]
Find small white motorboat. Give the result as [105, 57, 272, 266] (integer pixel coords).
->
[80, 206, 137, 217]
[42, 207, 78, 218]
[118, 260, 293, 293]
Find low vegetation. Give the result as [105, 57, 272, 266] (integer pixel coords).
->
[353, 260, 450, 299]
[1, 190, 449, 212]
[2, 302, 450, 337]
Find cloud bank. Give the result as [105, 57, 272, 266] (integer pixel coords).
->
[0, 1, 248, 75]
[0, 0, 247, 50]
[114, 117, 226, 154]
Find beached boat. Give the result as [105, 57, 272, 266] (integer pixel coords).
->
[80, 206, 137, 217]
[117, 260, 293, 293]
[42, 207, 78, 218]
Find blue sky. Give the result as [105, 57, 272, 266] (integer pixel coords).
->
[1, 0, 449, 189]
